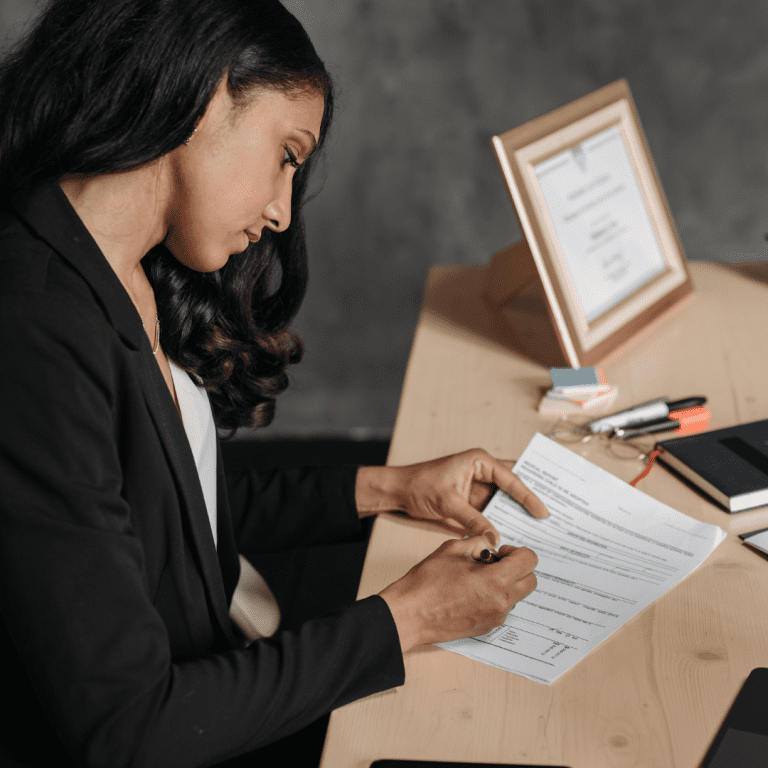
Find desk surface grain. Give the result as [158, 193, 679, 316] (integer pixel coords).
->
[319, 261, 768, 768]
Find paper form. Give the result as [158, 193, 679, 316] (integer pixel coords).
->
[436, 433, 727, 684]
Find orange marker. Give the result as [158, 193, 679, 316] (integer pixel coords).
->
[668, 406, 711, 434]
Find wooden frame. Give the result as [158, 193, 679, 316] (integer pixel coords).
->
[485, 79, 692, 367]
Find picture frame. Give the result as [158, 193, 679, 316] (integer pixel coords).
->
[484, 79, 693, 367]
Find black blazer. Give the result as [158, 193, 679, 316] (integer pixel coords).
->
[0, 183, 404, 768]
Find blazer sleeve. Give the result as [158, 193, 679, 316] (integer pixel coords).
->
[225, 462, 366, 554]
[0, 293, 405, 768]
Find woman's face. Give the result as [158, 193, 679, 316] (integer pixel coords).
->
[165, 82, 324, 272]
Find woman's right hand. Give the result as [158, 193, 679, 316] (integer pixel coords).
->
[378, 535, 538, 653]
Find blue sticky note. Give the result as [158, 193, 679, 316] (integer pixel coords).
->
[550, 367, 600, 390]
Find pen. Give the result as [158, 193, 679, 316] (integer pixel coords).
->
[584, 396, 707, 434]
[612, 418, 680, 440]
[476, 549, 502, 564]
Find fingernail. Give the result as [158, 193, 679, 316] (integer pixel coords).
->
[484, 532, 498, 549]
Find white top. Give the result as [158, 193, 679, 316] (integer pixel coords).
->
[168, 359, 218, 548]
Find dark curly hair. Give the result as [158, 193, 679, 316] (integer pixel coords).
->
[0, 0, 333, 434]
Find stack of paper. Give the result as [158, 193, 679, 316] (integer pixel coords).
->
[437, 433, 726, 685]
[538, 367, 617, 415]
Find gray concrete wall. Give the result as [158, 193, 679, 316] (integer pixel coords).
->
[4, 0, 767, 437]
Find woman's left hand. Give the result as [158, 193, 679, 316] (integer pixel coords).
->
[357, 448, 549, 550]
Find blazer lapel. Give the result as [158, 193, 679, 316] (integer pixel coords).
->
[12, 181, 236, 646]
[134, 348, 236, 645]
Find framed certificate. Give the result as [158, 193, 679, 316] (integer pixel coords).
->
[486, 79, 692, 367]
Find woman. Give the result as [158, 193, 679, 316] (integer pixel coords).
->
[0, 1, 547, 766]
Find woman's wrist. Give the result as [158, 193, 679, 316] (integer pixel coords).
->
[355, 465, 408, 518]
[377, 585, 420, 654]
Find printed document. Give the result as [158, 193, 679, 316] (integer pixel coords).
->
[437, 433, 726, 684]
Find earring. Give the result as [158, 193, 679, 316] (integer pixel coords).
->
[184, 127, 198, 145]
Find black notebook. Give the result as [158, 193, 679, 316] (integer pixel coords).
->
[656, 419, 768, 513]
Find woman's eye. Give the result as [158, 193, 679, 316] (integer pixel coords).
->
[282, 145, 300, 169]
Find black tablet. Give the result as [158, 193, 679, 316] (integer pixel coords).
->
[701, 668, 768, 767]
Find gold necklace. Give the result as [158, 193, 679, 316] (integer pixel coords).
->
[141, 315, 160, 355]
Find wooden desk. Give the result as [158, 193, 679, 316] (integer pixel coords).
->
[320, 261, 768, 768]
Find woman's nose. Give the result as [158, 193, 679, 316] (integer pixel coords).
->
[263, 177, 293, 233]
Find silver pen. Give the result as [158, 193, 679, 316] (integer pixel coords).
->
[582, 397, 670, 434]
